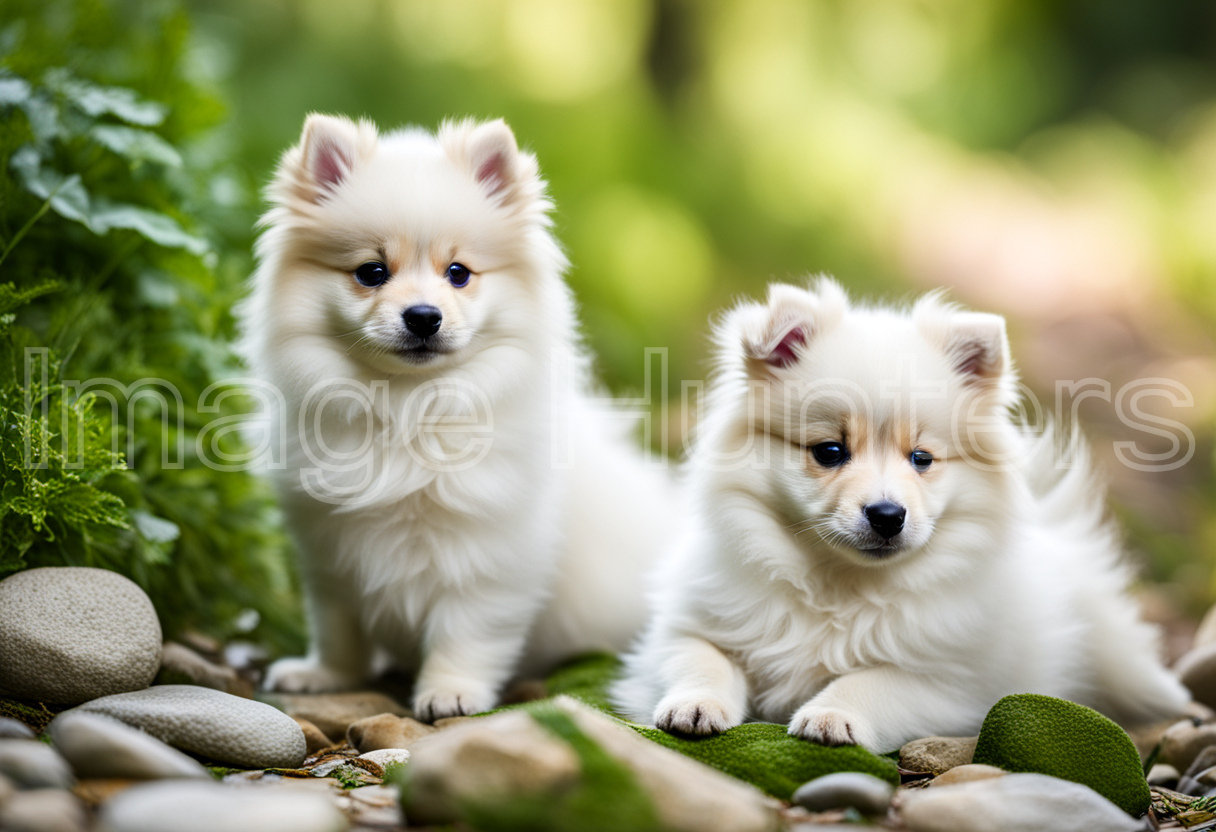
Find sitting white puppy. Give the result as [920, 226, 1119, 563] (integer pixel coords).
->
[241, 114, 677, 720]
[613, 278, 1187, 751]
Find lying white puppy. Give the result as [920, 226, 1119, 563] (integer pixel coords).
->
[613, 278, 1187, 751]
[241, 114, 677, 719]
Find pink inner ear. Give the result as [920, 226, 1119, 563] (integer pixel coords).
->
[955, 341, 991, 379]
[766, 326, 807, 367]
[311, 138, 350, 193]
[476, 152, 509, 195]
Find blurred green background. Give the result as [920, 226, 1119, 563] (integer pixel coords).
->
[2, 0, 1214, 654]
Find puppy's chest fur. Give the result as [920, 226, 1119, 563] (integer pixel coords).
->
[283, 384, 561, 644]
[699, 557, 987, 721]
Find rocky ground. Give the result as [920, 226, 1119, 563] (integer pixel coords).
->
[3, 565, 1216, 832]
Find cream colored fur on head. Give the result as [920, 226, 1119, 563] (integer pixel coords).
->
[612, 277, 1188, 752]
[241, 114, 678, 720]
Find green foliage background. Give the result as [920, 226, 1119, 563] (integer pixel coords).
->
[0, 0, 301, 653]
[0, 0, 1214, 649]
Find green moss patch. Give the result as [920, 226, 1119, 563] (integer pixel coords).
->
[973, 693, 1150, 816]
[540, 654, 899, 801]
[0, 696, 61, 732]
[635, 721, 898, 800]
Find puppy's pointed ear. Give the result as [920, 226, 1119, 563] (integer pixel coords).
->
[944, 312, 1008, 382]
[441, 118, 538, 205]
[280, 114, 376, 205]
[916, 296, 1009, 384]
[734, 280, 846, 373]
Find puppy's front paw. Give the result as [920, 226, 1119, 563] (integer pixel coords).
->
[414, 686, 496, 723]
[653, 695, 739, 736]
[263, 657, 361, 693]
[788, 705, 873, 747]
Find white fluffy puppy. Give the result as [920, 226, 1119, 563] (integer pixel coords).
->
[613, 278, 1187, 752]
[241, 114, 676, 720]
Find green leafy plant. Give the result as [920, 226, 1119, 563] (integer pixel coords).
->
[0, 0, 301, 653]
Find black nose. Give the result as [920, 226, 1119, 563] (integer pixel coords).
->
[864, 501, 906, 540]
[404, 305, 442, 338]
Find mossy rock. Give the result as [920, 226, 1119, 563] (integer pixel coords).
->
[972, 693, 1150, 816]
[543, 653, 899, 801]
[406, 701, 663, 832]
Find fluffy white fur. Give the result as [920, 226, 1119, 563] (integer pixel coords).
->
[613, 278, 1188, 752]
[240, 114, 677, 720]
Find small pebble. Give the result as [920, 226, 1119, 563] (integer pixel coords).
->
[292, 717, 333, 755]
[791, 771, 893, 815]
[0, 740, 74, 789]
[0, 719, 35, 740]
[901, 773, 1142, 832]
[262, 692, 408, 741]
[72, 685, 305, 769]
[49, 712, 209, 780]
[1159, 721, 1216, 771]
[898, 736, 977, 774]
[0, 788, 87, 832]
[1176, 643, 1216, 711]
[156, 642, 252, 698]
[1147, 763, 1180, 789]
[929, 764, 1006, 787]
[359, 748, 410, 769]
[97, 780, 347, 832]
[347, 713, 435, 753]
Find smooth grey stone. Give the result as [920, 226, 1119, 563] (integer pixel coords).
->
[0, 719, 35, 740]
[1146, 763, 1180, 788]
[899, 736, 977, 774]
[901, 773, 1144, 832]
[71, 685, 305, 769]
[1177, 642, 1216, 711]
[49, 712, 209, 780]
[97, 780, 348, 832]
[0, 788, 87, 832]
[0, 567, 161, 705]
[792, 771, 893, 815]
[0, 740, 74, 789]
[1159, 720, 1216, 772]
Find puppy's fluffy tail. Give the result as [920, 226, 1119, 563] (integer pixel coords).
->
[1025, 420, 1190, 725]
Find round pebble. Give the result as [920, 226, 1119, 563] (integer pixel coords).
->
[97, 780, 348, 832]
[72, 685, 305, 769]
[0, 719, 35, 740]
[346, 713, 435, 753]
[901, 772, 1142, 832]
[929, 764, 1006, 787]
[1160, 721, 1216, 771]
[1177, 643, 1216, 711]
[791, 771, 894, 815]
[1147, 763, 1180, 788]
[49, 712, 209, 780]
[0, 740, 74, 789]
[358, 748, 410, 769]
[0, 788, 87, 832]
[0, 567, 161, 705]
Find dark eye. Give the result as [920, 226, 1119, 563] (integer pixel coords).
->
[910, 449, 934, 470]
[810, 442, 849, 467]
[354, 261, 390, 287]
[446, 262, 471, 288]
